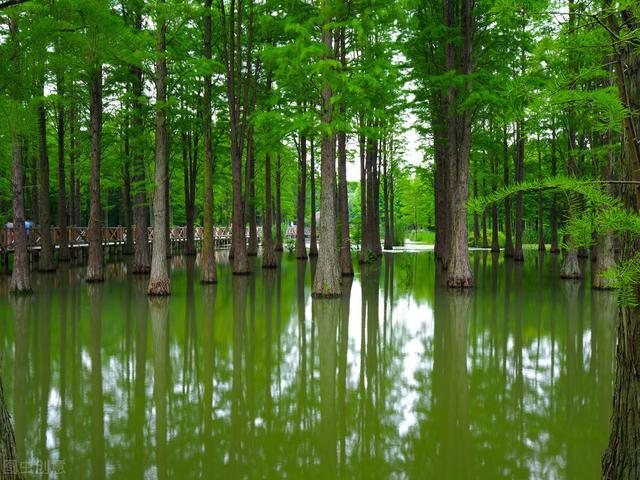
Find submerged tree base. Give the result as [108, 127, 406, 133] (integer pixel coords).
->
[148, 280, 171, 296]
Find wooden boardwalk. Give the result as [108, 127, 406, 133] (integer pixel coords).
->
[0, 225, 304, 255]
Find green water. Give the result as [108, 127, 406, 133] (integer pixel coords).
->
[0, 251, 615, 479]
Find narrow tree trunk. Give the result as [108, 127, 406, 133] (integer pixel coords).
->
[30, 152, 38, 228]
[337, 29, 353, 274]
[86, 66, 104, 283]
[262, 152, 277, 268]
[593, 134, 616, 289]
[296, 133, 308, 259]
[183, 131, 197, 256]
[275, 154, 283, 252]
[148, 3, 170, 296]
[69, 101, 77, 229]
[38, 78, 55, 272]
[537, 134, 546, 252]
[550, 121, 560, 253]
[491, 152, 500, 252]
[473, 159, 480, 247]
[358, 132, 368, 263]
[383, 137, 392, 251]
[123, 119, 134, 256]
[433, 99, 448, 263]
[503, 128, 514, 257]
[312, 5, 341, 298]
[481, 179, 488, 248]
[389, 163, 395, 247]
[514, 122, 525, 262]
[200, 0, 217, 282]
[57, 71, 70, 261]
[245, 131, 258, 256]
[309, 138, 318, 257]
[372, 140, 382, 257]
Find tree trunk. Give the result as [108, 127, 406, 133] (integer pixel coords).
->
[275, 154, 283, 252]
[337, 29, 354, 274]
[30, 152, 38, 226]
[200, 0, 217, 282]
[313, 6, 341, 298]
[262, 152, 277, 268]
[123, 117, 134, 256]
[602, 304, 640, 479]
[86, 66, 104, 283]
[491, 152, 500, 252]
[38, 78, 55, 272]
[309, 138, 318, 257]
[148, 4, 170, 296]
[536, 134, 546, 252]
[57, 71, 70, 261]
[550, 121, 560, 253]
[503, 128, 514, 257]
[433, 98, 448, 263]
[183, 130, 197, 256]
[514, 122, 525, 262]
[444, 0, 474, 288]
[296, 133, 308, 259]
[372, 140, 382, 257]
[593, 134, 616, 289]
[0, 372, 24, 480]
[245, 130, 258, 256]
[481, 180, 488, 248]
[69, 101, 77, 229]
[383, 137, 393, 251]
[473, 160, 480, 247]
[358, 132, 368, 263]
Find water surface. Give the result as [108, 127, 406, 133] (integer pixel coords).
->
[0, 251, 615, 479]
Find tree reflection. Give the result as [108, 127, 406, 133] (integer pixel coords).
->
[150, 296, 170, 480]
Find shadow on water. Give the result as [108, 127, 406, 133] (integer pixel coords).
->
[0, 250, 620, 479]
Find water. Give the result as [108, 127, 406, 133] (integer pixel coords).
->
[0, 251, 615, 479]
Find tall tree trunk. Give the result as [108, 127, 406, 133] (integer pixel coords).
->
[183, 130, 197, 256]
[69, 101, 77, 229]
[262, 152, 276, 268]
[473, 158, 480, 247]
[602, 304, 640, 479]
[337, 28, 354, 274]
[296, 133, 308, 259]
[481, 179, 488, 248]
[372, 139, 382, 257]
[358, 132, 368, 263]
[245, 130, 258, 256]
[313, 2, 341, 297]
[389, 163, 395, 247]
[86, 66, 104, 283]
[9, 19, 30, 293]
[30, 151, 38, 227]
[503, 128, 514, 257]
[131, 6, 150, 274]
[444, 0, 474, 288]
[123, 117, 134, 256]
[309, 138, 318, 257]
[514, 122, 525, 261]
[57, 71, 70, 261]
[561, 0, 582, 279]
[200, 0, 217, 282]
[491, 150, 500, 252]
[593, 132, 616, 289]
[536, 133, 546, 252]
[549, 121, 560, 253]
[38, 77, 55, 272]
[148, 2, 170, 296]
[383, 137, 392, 251]
[275, 154, 283, 252]
[433, 97, 448, 263]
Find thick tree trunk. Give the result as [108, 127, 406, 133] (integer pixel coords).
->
[262, 152, 277, 268]
[602, 304, 640, 479]
[444, 0, 474, 288]
[57, 71, 70, 261]
[200, 0, 217, 283]
[86, 66, 104, 283]
[296, 133, 308, 259]
[514, 122, 525, 261]
[309, 139, 318, 257]
[8, 19, 30, 294]
[148, 6, 171, 296]
[37, 79, 55, 272]
[275, 154, 283, 252]
[313, 9, 341, 298]
[0, 373, 24, 480]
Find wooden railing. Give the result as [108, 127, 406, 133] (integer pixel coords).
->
[0, 225, 300, 252]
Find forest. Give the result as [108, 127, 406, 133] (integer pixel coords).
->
[0, 0, 639, 478]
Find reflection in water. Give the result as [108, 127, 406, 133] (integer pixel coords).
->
[0, 251, 617, 479]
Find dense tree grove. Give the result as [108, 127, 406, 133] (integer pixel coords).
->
[0, 0, 639, 474]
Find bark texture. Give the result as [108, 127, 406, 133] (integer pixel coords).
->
[148, 4, 171, 296]
[86, 66, 104, 283]
[200, 0, 217, 283]
[56, 70, 70, 261]
[262, 152, 277, 268]
[296, 133, 308, 259]
[37, 78, 55, 272]
[312, 8, 341, 298]
[309, 139, 318, 257]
